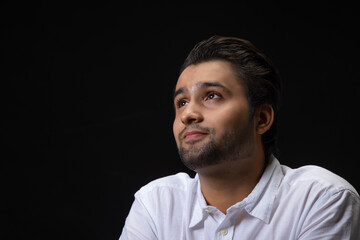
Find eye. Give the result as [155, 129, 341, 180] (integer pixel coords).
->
[175, 99, 188, 108]
[206, 92, 222, 100]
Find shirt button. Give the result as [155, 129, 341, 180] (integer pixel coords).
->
[205, 208, 212, 213]
[220, 228, 228, 236]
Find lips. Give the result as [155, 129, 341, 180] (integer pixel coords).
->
[182, 130, 208, 141]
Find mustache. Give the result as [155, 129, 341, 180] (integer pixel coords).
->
[178, 124, 213, 139]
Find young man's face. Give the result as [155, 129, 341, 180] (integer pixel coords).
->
[173, 60, 256, 171]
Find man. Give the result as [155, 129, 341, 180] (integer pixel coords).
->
[119, 36, 360, 239]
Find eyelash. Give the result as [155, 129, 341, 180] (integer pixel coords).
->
[206, 92, 221, 100]
[175, 99, 188, 108]
[175, 91, 222, 108]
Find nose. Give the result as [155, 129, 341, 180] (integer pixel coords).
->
[180, 102, 204, 125]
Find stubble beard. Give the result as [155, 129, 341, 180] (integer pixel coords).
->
[178, 122, 254, 171]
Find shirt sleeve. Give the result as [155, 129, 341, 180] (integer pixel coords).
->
[298, 189, 360, 240]
[119, 197, 158, 240]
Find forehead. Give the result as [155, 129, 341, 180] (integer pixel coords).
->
[175, 60, 245, 94]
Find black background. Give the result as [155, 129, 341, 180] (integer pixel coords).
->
[2, 1, 360, 240]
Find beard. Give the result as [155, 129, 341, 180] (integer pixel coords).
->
[177, 121, 254, 171]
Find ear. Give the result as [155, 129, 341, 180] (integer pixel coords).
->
[254, 104, 274, 135]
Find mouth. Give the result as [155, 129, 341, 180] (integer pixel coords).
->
[182, 130, 208, 141]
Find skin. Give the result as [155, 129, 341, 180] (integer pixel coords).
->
[173, 60, 274, 214]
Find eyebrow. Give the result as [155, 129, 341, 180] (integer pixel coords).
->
[173, 81, 229, 99]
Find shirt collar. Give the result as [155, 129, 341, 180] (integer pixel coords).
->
[242, 156, 283, 223]
[188, 174, 207, 229]
[188, 156, 283, 228]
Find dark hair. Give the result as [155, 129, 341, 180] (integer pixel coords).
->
[180, 35, 282, 160]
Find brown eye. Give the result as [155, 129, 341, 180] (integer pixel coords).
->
[177, 99, 188, 108]
[207, 92, 221, 100]
[180, 100, 188, 106]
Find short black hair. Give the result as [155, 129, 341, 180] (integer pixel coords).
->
[180, 35, 282, 160]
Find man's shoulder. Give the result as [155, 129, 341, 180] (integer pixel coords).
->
[281, 163, 359, 197]
[135, 172, 196, 198]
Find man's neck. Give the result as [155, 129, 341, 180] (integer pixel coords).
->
[197, 155, 265, 214]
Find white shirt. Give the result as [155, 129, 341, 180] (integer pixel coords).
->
[119, 157, 360, 239]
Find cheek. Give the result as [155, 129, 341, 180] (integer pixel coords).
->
[173, 119, 181, 145]
[208, 104, 250, 135]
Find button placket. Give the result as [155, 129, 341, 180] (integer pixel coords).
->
[217, 218, 234, 239]
[220, 228, 228, 236]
